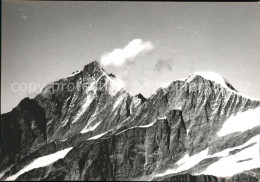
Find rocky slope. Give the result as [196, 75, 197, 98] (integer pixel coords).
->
[1, 61, 259, 181]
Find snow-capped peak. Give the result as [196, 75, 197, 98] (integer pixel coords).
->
[188, 71, 229, 89]
[185, 71, 260, 101]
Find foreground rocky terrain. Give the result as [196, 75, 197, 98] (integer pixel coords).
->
[1, 61, 259, 181]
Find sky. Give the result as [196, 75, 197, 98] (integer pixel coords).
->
[1, 1, 260, 113]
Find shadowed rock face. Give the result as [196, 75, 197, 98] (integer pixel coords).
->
[153, 174, 222, 182]
[1, 61, 260, 181]
[0, 98, 47, 170]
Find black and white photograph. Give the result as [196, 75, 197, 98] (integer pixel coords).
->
[1, 1, 260, 181]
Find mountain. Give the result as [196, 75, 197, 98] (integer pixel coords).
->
[1, 61, 259, 181]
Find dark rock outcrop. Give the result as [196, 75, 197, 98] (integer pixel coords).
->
[1, 98, 47, 170]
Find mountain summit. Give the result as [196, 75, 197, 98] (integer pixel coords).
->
[1, 61, 260, 181]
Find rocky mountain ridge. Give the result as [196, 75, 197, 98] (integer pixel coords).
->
[1, 61, 259, 181]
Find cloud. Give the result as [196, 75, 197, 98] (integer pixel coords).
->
[154, 59, 173, 72]
[100, 39, 154, 67]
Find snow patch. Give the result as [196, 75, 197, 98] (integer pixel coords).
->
[116, 126, 135, 135]
[117, 116, 170, 135]
[156, 148, 209, 177]
[176, 77, 186, 81]
[139, 121, 156, 128]
[6, 147, 73, 181]
[218, 107, 260, 137]
[117, 116, 167, 135]
[132, 97, 141, 107]
[72, 84, 96, 124]
[116, 122, 155, 135]
[80, 121, 101, 134]
[72, 94, 94, 123]
[0, 165, 13, 179]
[155, 135, 259, 178]
[112, 95, 125, 111]
[160, 81, 172, 88]
[186, 128, 190, 135]
[158, 116, 167, 120]
[0, 171, 5, 179]
[198, 135, 260, 177]
[87, 131, 110, 140]
[61, 118, 69, 126]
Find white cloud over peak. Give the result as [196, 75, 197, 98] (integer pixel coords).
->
[100, 39, 154, 67]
